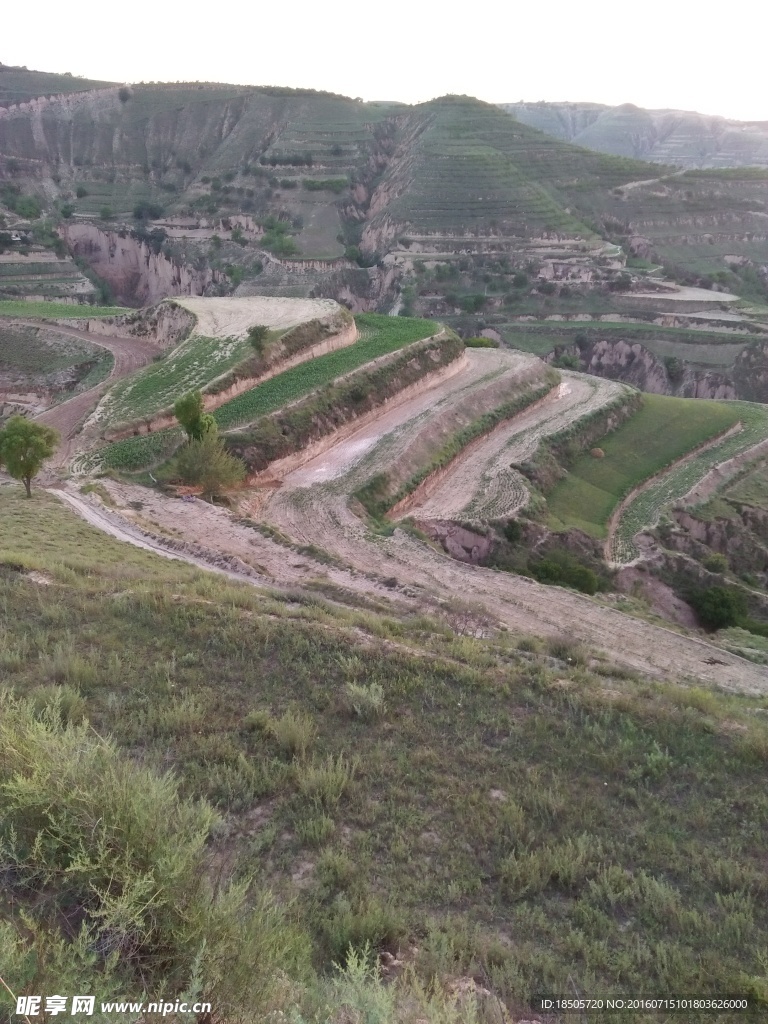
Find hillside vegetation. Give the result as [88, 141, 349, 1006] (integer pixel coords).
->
[2, 488, 768, 1023]
[546, 394, 742, 537]
[503, 101, 768, 169]
[89, 314, 440, 471]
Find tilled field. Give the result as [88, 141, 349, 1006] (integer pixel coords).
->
[54, 346, 768, 690]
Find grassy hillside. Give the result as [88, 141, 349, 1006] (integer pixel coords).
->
[365, 96, 661, 245]
[0, 66, 114, 105]
[2, 488, 768, 1021]
[503, 101, 768, 169]
[547, 394, 742, 536]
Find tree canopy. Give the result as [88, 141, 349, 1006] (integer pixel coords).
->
[0, 416, 59, 497]
[174, 391, 216, 441]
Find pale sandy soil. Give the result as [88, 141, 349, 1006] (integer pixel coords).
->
[176, 296, 340, 339]
[286, 349, 539, 487]
[632, 286, 738, 303]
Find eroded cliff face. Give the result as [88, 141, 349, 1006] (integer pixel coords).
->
[571, 337, 738, 400]
[62, 224, 226, 307]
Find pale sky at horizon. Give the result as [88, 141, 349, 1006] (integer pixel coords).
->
[4, 0, 766, 122]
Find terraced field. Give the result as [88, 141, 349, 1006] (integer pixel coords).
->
[547, 395, 742, 539]
[0, 300, 128, 318]
[403, 375, 630, 522]
[609, 402, 768, 563]
[90, 296, 342, 430]
[261, 359, 765, 689]
[81, 313, 440, 472]
[501, 320, 761, 367]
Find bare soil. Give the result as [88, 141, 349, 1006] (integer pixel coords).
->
[175, 296, 340, 338]
[26, 322, 158, 467]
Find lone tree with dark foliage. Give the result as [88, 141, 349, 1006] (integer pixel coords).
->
[0, 416, 59, 497]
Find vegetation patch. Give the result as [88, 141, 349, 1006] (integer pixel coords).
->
[0, 300, 129, 318]
[546, 395, 742, 539]
[92, 315, 439, 472]
[611, 401, 768, 562]
[1, 491, 768, 1019]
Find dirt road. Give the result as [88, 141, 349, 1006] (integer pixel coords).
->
[21, 321, 158, 467]
[47, 343, 767, 691]
[263, 360, 767, 691]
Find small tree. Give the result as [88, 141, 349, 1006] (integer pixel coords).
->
[175, 433, 245, 498]
[0, 416, 59, 497]
[174, 391, 209, 440]
[247, 324, 269, 354]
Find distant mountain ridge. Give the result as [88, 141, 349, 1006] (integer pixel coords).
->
[501, 102, 768, 169]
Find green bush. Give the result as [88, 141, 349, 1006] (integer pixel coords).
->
[689, 586, 747, 631]
[464, 336, 499, 348]
[0, 692, 310, 1011]
[529, 551, 599, 595]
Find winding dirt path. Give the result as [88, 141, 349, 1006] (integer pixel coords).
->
[15, 321, 158, 467]
[45, 343, 768, 691]
[262, 360, 767, 691]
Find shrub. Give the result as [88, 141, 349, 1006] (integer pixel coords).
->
[174, 433, 246, 497]
[268, 710, 316, 759]
[345, 681, 386, 719]
[296, 812, 335, 847]
[296, 754, 357, 808]
[248, 324, 269, 353]
[530, 551, 599, 596]
[464, 336, 499, 348]
[689, 586, 747, 631]
[75, 186, 88, 198]
[133, 200, 164, 220]
[0, 692, 310, 1011]
[702, 552, 728, 574]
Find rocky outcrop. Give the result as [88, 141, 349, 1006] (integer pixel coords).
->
[572, 337, 738, 399]
[61, 224, 226, 307]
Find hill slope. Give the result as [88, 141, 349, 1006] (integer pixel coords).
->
[502, 101, 768, 169]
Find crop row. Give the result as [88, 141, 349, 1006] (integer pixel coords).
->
[100, 333, 255, 429]
[0, 301, 129, 319]
[213, 315, 438, 430]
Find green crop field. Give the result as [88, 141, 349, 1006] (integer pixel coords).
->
[547, 394, 742, 538]
[0, 301, 129, 319]
[99, 332, 266, 429]
[0, 325, 101, 375]
[501, 321, 760, 366]
[212, 314, 438, 429]
[610, 402, 768, 562]
[92, 314, 439, 470]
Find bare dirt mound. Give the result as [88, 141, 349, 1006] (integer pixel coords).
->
[175, 296, 340, 338]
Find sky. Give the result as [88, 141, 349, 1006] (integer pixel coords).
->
[3, 0, 767, 121]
